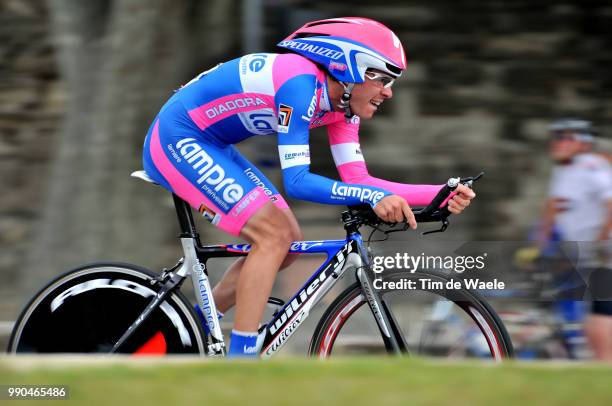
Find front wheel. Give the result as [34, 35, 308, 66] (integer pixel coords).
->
[8, 263, 206, 354]
[309, 271, 513, 360]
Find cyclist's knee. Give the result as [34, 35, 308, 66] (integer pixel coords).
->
[256, 227, 293, 254]
[292, 229, 304, 243]
[277, 209, 303, 268]
[278, 209, 302, 269]
[281, 209, 303, 242]
[241, 204, 293, 252]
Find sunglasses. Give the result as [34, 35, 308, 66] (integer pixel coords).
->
[364, 71, 395, 88]
[550, 131, 580, 142]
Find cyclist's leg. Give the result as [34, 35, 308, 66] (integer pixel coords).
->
[212, 146, 302, 314]
[228, 144, 304, 263]
[586, 312, 612, 361]
[586, 268, 612, 361]
[219, 148, 296, 354]
[234, 202, 293, 327]
[144, 115, 292, 355]
[220, 203, 292, 357]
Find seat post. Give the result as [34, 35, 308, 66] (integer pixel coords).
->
[172, 193, 199, 238]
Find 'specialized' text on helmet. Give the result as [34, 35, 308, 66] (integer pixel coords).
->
[277, 17, 407, 84]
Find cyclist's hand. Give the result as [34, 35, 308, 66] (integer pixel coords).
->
[373, 195, 417, 229]
[447, 184, 476, 215]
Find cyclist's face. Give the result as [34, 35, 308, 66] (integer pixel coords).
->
[550, 131, 589, 162]
[350, 72, 394, 119]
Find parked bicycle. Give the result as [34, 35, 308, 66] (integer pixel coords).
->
[8, 171, 513, 359]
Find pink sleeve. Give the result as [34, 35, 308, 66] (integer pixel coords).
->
[327, 119, 444, 207]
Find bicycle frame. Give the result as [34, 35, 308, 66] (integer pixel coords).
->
[169, 193, 405, 357]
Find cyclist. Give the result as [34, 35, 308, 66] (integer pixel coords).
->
[538, 118, 612, 360]
[142, 17, 476, 357]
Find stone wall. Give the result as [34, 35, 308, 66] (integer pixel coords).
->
[0, 0, 60, 298]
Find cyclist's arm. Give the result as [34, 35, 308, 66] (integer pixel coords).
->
[538, 198, 559, 244]
[538, 166, 566, 244]
[594, 159, 612, 240]
[326, 120, 444, 206]
[598, 198, 612, 241]
[275, 75, 392, 208]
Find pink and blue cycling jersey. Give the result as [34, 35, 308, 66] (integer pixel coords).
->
[143, 53, 442, 236]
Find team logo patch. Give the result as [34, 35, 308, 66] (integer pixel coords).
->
[249, 55, 267, 72]
[278, 145, 311, 169]
[199, 203, 220, 224]
[277, 104, 293, 133]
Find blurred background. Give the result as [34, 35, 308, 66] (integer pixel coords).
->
[1, 0, 611, 356]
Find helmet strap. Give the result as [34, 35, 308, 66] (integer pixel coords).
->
[337, 82, 355, 122]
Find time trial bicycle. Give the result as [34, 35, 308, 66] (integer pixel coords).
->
[8, 171, 513, 359]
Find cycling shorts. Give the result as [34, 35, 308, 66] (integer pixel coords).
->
[589, 267, 612, 316]
[592, 300, 612, 316]
[142, 100, 288, 236]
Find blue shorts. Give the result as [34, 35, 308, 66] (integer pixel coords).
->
[589, 267, 612, 316]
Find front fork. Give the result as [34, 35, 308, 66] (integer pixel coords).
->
[356, 267, 408, 355]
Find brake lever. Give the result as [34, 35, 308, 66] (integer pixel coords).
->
[460, 172, 484, 188]
[419, 172, 483, 235]
[422, 218, 449, 235]
[376, 220, 409, 235]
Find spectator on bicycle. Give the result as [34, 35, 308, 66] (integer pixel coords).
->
[142, 17, 476, 357]
[538, 118, 612, 361]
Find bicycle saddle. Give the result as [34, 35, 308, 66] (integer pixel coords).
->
[131, 170, 159, 185]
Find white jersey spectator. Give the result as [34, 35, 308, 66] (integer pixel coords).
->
[549, 152, 612, 245]
[541, 118, 612, 361]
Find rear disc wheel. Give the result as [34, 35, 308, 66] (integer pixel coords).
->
[8, 263, 206, 355]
